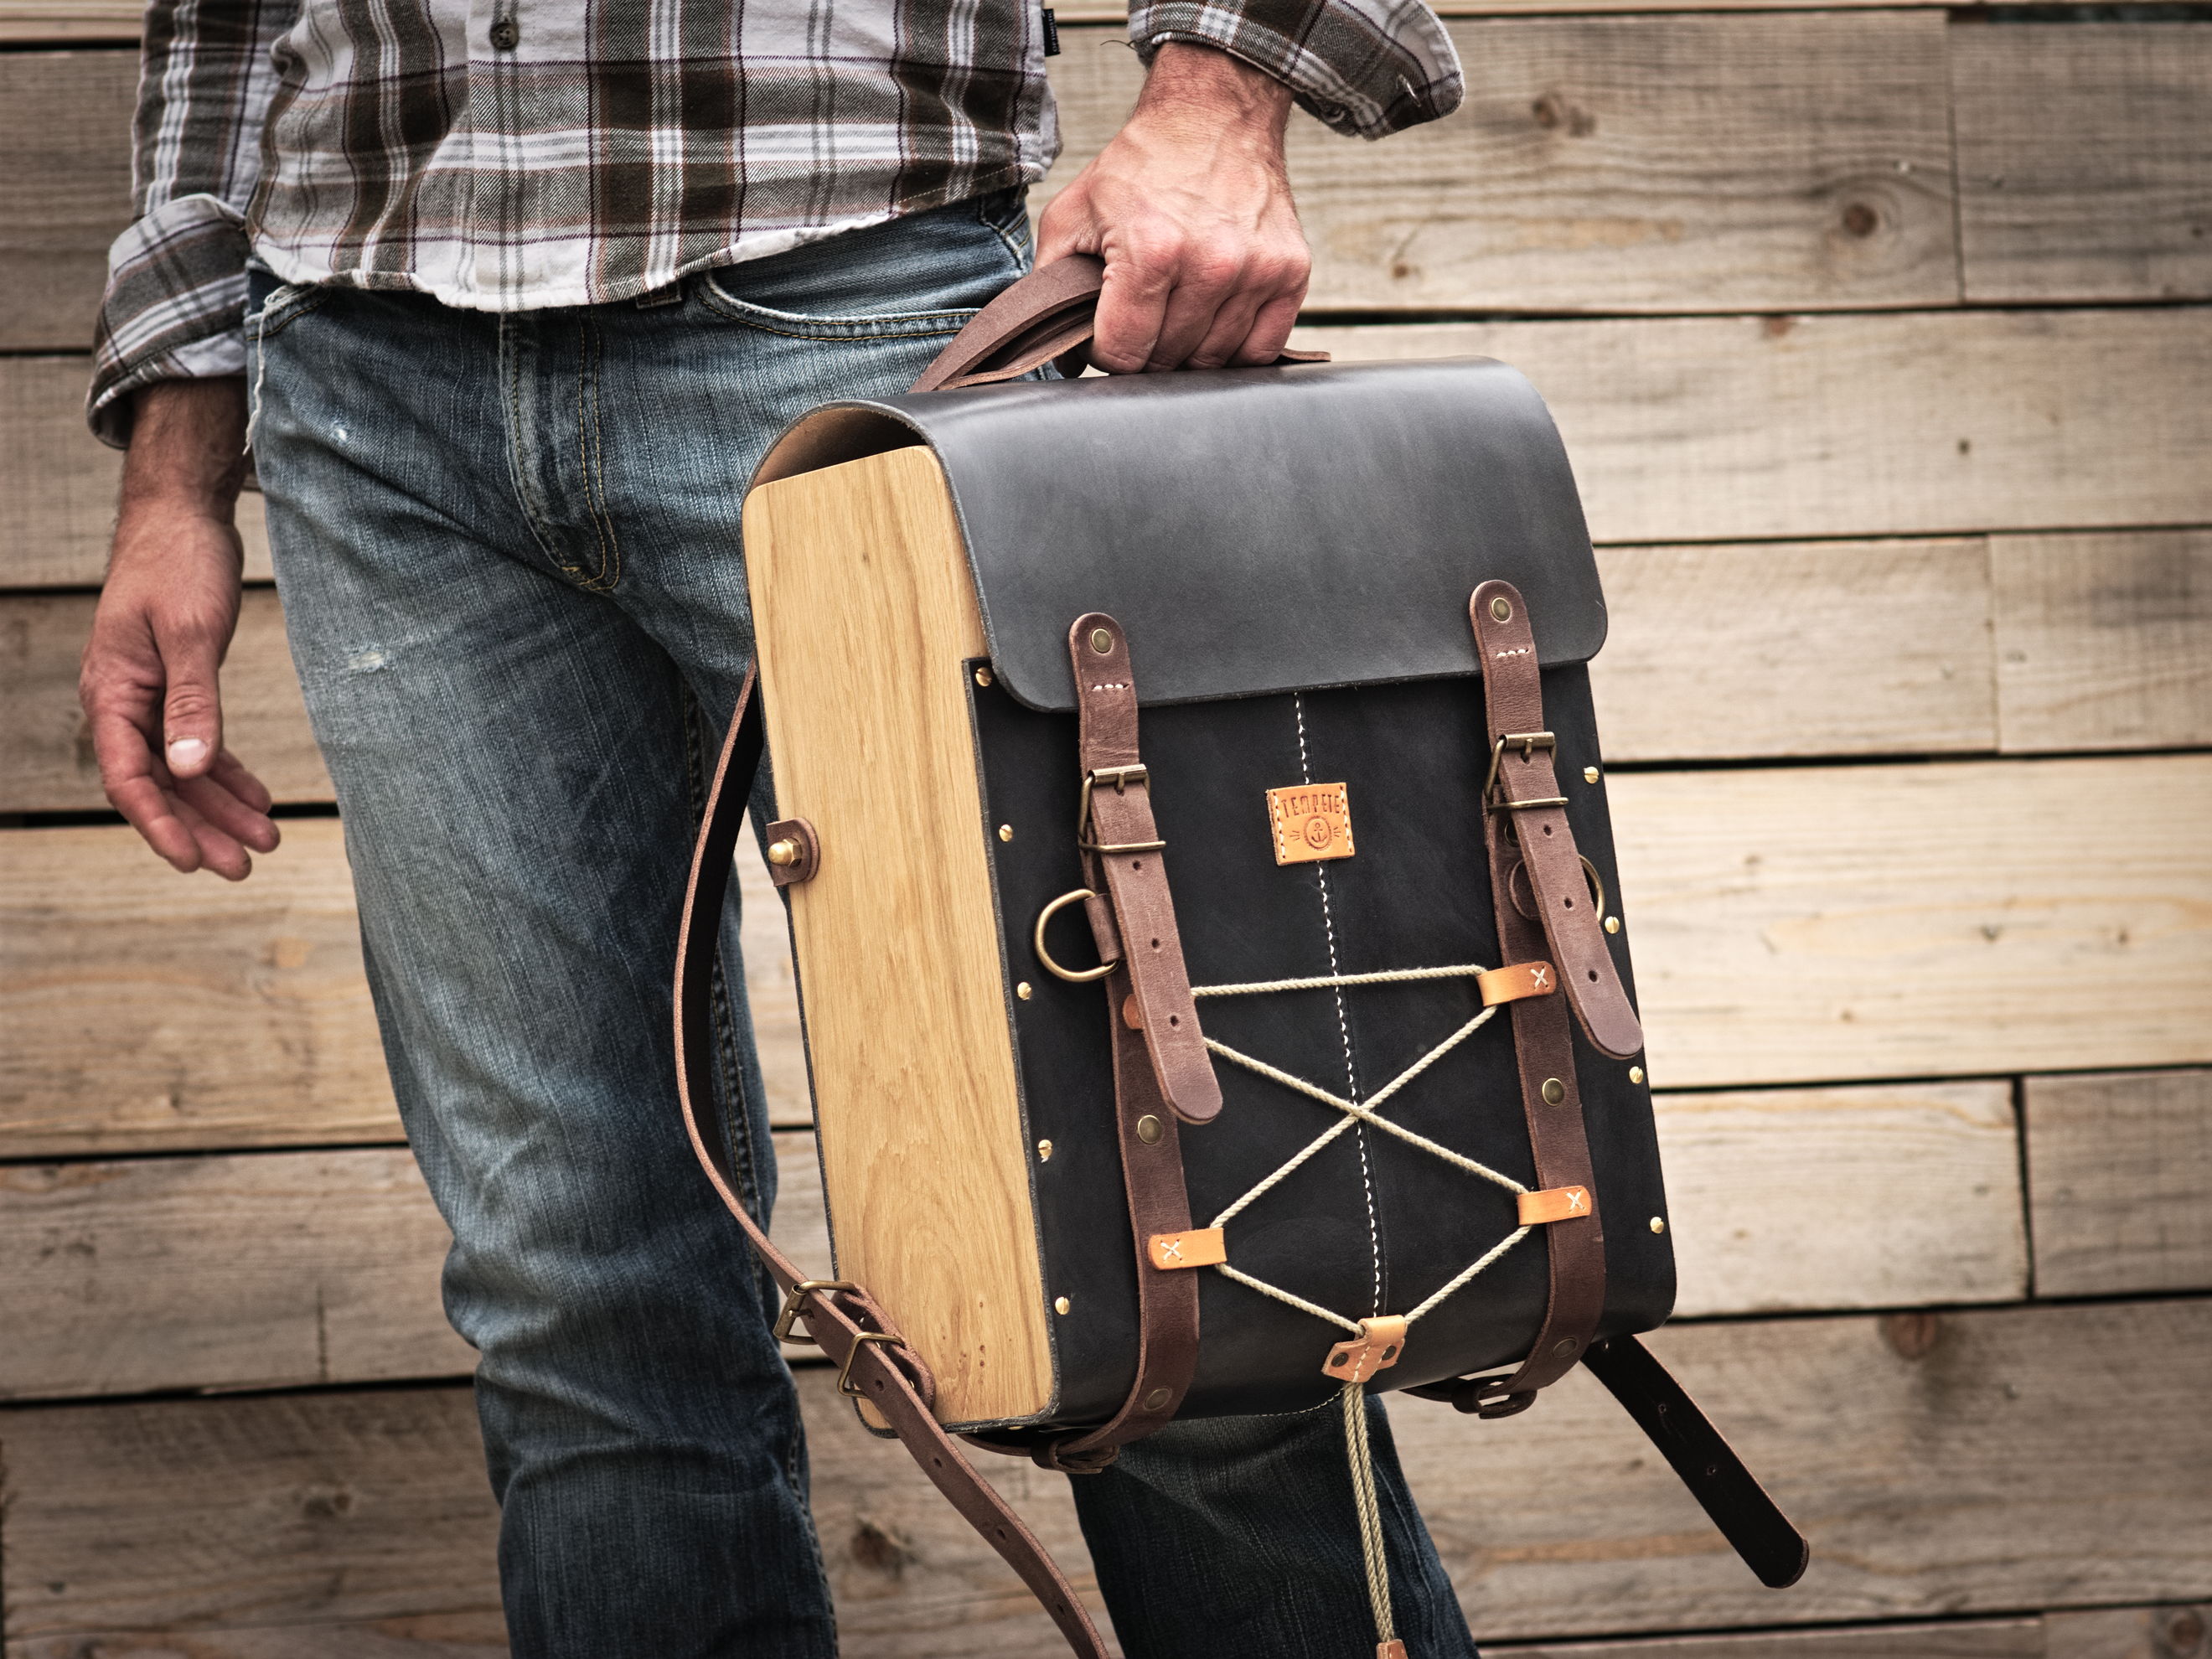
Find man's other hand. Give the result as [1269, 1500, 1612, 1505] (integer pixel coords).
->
[1036, 41, 1310, 374]
[80, 378, 279, 880]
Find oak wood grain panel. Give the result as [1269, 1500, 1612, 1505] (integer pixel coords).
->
[1954, 23, 2212, 303]
[1045, 12, 1957, 313]
[1609, 754, 2212, 1088]
[1592, 538, 1995, 760]
[1294, 308, 2212, 545]
[1, 587, 331, 813]
[0, 1134, 828, 1400]
[0, 355, 274, 590]
[745, 447, 1050, 1424]
[1992, 529, 2212, 755]
[1659, 1080, 2025, 1316]
[0, 51, 136, 351]
[2024, 1068, 2212, 1299]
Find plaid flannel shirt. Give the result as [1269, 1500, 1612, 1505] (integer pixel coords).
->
[88, 0, 1461, 445]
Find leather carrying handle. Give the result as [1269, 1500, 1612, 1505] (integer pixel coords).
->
[674, 672, 1111, 1659]
[910, 254, 1329, 393]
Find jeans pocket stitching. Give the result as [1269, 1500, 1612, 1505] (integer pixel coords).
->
[251, 283, 333, 342]
[695, 277, 985, 339]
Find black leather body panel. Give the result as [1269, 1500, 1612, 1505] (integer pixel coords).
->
[970, 662, 1673, 1430]
[753, 359, 1605, 713]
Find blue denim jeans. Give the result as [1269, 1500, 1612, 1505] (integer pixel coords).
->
[247, 190, 1478, 1659]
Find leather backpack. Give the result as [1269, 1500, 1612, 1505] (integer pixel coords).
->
[675, 257, 1806, 1659]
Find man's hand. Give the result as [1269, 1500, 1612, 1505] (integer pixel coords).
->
[1036, 41, 1310, 374]
[80, 378, 279, 880]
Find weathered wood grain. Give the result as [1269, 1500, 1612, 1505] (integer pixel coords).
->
[2024, 1069, 2212, 1300]
[1491, 1620, 2046, 1659]
[0, 1134, 829, 1400]
[5, 1613, 509, 1659]
[1294, 308, 2212, 546]
[1992, 530, 2212, 754]
[1613, 754, 2212, 1088]
[0, 819, 808, 1158]
[1660, 1081, 2025, 1316]
[1045, 13, 1958, 313]
[2043, 1604, 2212, 1659]
[11, 1305, 2208, 1646]
[0, 51, 136, 351]
[1955, 23, 2212, 303]
[1593, 538, 1994, 760]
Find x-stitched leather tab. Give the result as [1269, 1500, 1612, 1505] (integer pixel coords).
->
[1378, 1643, 1410, 1659]
[1477, 960, 1556, 1005]
[1147, 1227, 1227, 1270]
[1323, 1315, 1409, 1382]
[1517, 1185, 1594, 1225]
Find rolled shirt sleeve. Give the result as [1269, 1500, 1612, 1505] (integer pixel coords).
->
[1129, 0, 1464, 139]
[88, 0, 299, 447]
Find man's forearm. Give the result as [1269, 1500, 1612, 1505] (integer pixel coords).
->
[121, 380, 251, 521]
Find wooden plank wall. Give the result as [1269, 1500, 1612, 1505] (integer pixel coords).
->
[3, 4, 2209, 1654]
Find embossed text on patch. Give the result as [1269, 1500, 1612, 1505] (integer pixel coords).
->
[1267, 782, 1355, 866]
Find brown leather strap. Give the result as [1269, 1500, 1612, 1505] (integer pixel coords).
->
[910, 254, 1330, 393]
[1466, 580, 1643, 1060]
[675, 670, 1110, 1659]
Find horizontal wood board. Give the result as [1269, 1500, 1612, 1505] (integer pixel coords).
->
[16, 1302, 2209, 1646]
[2024, 1068, 2212, 1299]
[1953, 22, 2212, 303]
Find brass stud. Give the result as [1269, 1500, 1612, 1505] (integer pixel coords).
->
[1605, 915, 1620, 934]
[1016, 982, 1034, 1000]
[1541, 1077, 1566, 1106]
[1552, 1338, 1579, 1358]
[1089, 627, 1114, 655]
[1141, 1387, 1171, 1411]
[1650, 1216, 1667, 1236]
[766, 839, 799, 866]
[1135, 1114, 1164, 1145]
[1629, 1065, 1646, 1085]
[974, 664, 994, 688]
[998, 824, 1014, 842]
[1036, 1139, 1053, 1162]
[1584, 766, 1600, 784]
[1489, 596, 1512, 623]
[1054, 1295, 1072, 1315]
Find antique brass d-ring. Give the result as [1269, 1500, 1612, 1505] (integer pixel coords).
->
[1508, 855, 1605, 922]
[1035, 887, 1119, 984]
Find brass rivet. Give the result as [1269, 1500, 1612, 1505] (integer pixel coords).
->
[1141, 1387, 1171, 1411]
[1605, 915, 1620, 934]
[767, 839, 798, 866]
[1541, 1077, 1565, 1106]
[1036, 1138, 1053, 1162]
[1629, 1065, 1646, 1085]
[1489, 596, 1512, 622]
[1584, 766, 1600, 784]
[998, 824, 1014, 842]
[1089, 627, 1114, 655]
[1135, 1114, 1164, 1145]
[974, 664, 994, 688]
[1016, 982, 1034, 1000]
[1054, 1295, 1071, 1315]
[1650, 1216, 1667, 1236]
[1552, 1338, 1579, 1358]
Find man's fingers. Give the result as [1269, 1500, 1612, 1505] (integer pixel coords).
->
[209, 748, 277, 815]
[1141, 250, 1244, 371]
[155, 624, 225, 780]
[169, 789, 255, 881]
[1229, 290, 1305, 368]
[178, 767, 281, 854]
[1088, 257, 1175, 375]
[101, 752, 206, 873]
[1185, 284, 1269, 372]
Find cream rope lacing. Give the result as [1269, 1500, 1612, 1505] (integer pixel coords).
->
[1186, 963, 1539, 1653]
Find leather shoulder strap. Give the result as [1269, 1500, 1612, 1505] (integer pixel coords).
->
[675, 672, 1110, 1659]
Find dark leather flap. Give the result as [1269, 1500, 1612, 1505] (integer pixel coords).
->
[752, 358, 1604, 712]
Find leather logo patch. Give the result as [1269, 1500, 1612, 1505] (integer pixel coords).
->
[1267, 783, 1354, 866]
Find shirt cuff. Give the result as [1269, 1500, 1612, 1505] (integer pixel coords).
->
[1129, 0, 1463, 140]
[88, 194, 254, 448]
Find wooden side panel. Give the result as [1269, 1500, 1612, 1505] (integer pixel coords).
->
[1610, 755, 2212, 1088]
[1592, 538, 1994, 760]
[1992, 529, 2212, 754]
[1047, 13, 1958, 313]
[0, 50, 135, 352]
[2024, 1069, 2212, 1299]
[1659, 1081, 2025, 1315]
[1955, 23, 2212, 303]
[744, 447, 1050, 1425]
[1295, 308, 2212, 545]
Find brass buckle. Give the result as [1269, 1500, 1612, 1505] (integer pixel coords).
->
[838, 1331, 903, 1398]
[773, 1279, 856, 1346]
[1483, 731, 1565, 813]
[1078, 765, 1167, 855]
[1035, 887, 1119, 984]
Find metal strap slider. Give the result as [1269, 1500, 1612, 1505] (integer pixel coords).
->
[772, 1279, 856, 1346]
